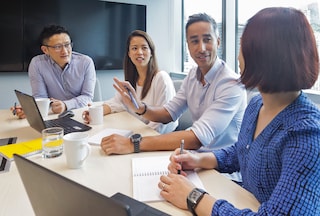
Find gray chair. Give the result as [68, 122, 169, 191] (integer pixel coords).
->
[173, 80, 193, 131]
[93, 78, 102, 102]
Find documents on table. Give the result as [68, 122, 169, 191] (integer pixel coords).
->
[88, 128, 133, 145]
[0, 137, 42, 161]
[132, 155, 205, 202]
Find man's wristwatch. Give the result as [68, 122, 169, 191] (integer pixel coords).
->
[130, 133, 142, 153]
[187, 188, 208, 216]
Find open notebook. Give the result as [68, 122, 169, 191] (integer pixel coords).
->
[132, 155, 205, 202]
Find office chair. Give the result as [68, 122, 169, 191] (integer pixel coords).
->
[93, 78, 102, 102]
[173, 80, 193, 131]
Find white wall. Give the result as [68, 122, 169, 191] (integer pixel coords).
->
[0, 0, 183, 109]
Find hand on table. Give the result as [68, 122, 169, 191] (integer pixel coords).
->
[158, 173, 195, 209]
[100, 134, 134, 155]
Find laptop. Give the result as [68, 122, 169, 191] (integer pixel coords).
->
[14, 90, 92, 134]
[14, 154, 169, 216]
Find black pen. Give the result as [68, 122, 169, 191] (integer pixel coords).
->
[125, 87, 139, 109]
[178, 139, 184, 174]
[12, 102, 17, 116]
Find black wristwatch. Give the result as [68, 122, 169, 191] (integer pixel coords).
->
[130, 133, 142, 153]
[187, 188, 208, 216]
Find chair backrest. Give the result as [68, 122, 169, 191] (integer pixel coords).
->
[93, 78, 102, 102]
[173, 80, 193, 131]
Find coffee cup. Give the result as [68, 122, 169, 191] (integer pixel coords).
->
[36, 98, 50, 118]
[63, 132, 91, 169]
[88, 105, 103, 125]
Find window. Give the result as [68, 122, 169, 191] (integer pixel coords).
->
[183, 0, 223, 72]
[237, 0, 320, 91]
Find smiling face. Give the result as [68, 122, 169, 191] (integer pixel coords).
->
[41, 33, 72, 69]
[128, 36, 151, 70]
[186, 21, 220, 74]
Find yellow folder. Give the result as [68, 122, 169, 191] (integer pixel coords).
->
[0, 138, 42, 161]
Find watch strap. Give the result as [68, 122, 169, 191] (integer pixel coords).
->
[187, 188, 208, 216]
[133, 140, 140, 153]
[130, 134, 141, 153]
[135, 102, 147, 116]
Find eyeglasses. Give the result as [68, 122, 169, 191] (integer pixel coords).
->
[44, 42, 73, 52]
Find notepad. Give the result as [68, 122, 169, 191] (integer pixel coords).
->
[0, 138, 42, 161]
[132, 155, 205, 202]
[0, 137, 17, 172]
[88, 128, 133, 145]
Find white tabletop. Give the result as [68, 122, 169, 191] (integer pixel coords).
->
[0, 107, 260, 215]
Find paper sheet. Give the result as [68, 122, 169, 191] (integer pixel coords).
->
[88, 128, 133, 145]
[132, 155, 205, 202]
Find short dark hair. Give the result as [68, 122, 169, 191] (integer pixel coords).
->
[39, 24, 71, 45]
[240, 7, 319, 93]
[123, 30, 159, 99]
[186, 13, 219, 38]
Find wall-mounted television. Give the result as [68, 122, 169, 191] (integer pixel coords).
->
[0, 0, 146, 72]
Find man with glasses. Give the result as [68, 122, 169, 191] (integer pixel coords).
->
[12, 24, 96, 118]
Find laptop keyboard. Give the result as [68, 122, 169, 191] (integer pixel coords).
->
[45, 118, 91, 134]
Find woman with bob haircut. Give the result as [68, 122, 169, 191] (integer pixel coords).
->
[83, 30, 177, 134]
[159, 7, 320, 215]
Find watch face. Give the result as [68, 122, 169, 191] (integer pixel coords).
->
[131, 134, 141, 141]
[189, 189, 203, 204]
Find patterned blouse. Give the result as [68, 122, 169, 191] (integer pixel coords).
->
[212, 92, 320, 215]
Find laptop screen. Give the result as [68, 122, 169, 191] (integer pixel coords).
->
[14, 89, 92, 134]
[14, 154, 131, 216]
[14, 90, 46, 133]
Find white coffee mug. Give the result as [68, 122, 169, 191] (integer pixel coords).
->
[89, 105, 103, 125]
[35, 98, 50, 118]
[63, 132, 91, 169]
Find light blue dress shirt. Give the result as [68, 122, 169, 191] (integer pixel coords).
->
[164, 57, 247, 150]
[28, 52, 96, 110]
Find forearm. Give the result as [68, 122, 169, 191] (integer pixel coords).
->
[194, 194, 216, 216]
[140, 130, 201, 151]
[197, 152, 218, 169]
[63, 94, 92, 110]
[138, 104, 173, 123]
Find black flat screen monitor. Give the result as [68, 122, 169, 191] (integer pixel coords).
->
[0, 0, 146, 72]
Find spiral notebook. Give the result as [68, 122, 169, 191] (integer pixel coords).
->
[132, 155, 205, 202]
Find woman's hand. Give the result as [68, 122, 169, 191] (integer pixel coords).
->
[168, 148, 201, 175]
[158, 173, 195, 209]
[113, 77, 144, 113]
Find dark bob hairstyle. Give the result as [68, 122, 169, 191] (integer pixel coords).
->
[240, 7, 319, 93]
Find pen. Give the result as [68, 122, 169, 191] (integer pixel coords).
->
[178, 139, 184, 174]
[125, 87, 139, 109]
[12, 102, 17, 116]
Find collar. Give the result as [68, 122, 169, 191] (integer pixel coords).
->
[196, 57, 224, 85]
[44, 53, 71, 70]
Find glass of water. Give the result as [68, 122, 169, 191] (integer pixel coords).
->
[42, 127, 64, 158]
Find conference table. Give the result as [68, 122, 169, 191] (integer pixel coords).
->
[0, 106, 260, 215]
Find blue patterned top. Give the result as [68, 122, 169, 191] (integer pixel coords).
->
[212, 92, 320, 215]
